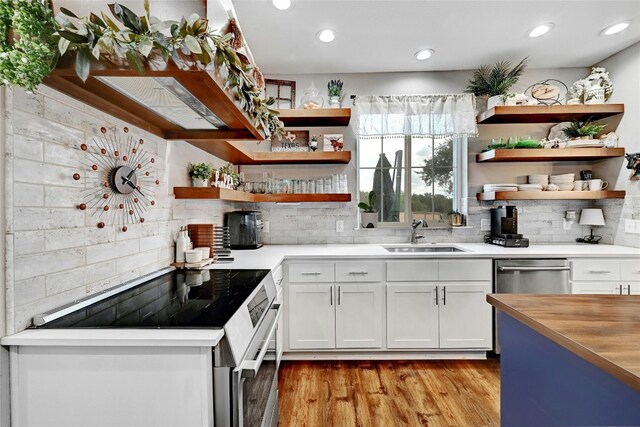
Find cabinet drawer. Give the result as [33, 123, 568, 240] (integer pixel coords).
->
[336, 262, 384, 282]
[438, 260, 492, 282]
[621, 259, 640, 281]
[387, 260, 438, 282]
[571, 259, 620, 281]
[288, 263, 335, 283]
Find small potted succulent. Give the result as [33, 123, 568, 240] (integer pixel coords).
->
[216, 162, 241, 189]
[327, 79, 344, 108]
[309, 135, 320, 151]
[449, 210, 464, 227]
[188, 163, 213, 187]
[358, 191, 378, 228]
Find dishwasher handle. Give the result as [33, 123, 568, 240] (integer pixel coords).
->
[498, 266, 570, 272]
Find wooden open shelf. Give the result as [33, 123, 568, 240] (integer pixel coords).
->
[477, 190, 626, 201]
[174, 187, 351, 203]
[46, 52, 264, 142]
[163, 136, 351, 165]
[477, 147, 625, 162]
[277, 108, 351, 127]
[477, 104, 624, 124]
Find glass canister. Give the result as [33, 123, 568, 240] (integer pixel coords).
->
[324, 178, 332, 193]
[316, 178, 324, 194]
[300, 82, 324, 109]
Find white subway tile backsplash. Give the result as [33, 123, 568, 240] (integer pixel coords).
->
[14, 158, 82, 187]
[14, 277, 46, 306]
[45, 261, 116, 296]
[14, 248, 85, 281]
[14, 183, 44, 207]
[45, 227, 116, 251]
[85, 239, 139, 264]
[14, 207, 85, 231]
[13, 134, 44, 161]
[14, 231, 45, 255]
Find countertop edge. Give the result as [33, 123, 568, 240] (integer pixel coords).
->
[487, 295, 640, 392]
[0, 329, 225, 347]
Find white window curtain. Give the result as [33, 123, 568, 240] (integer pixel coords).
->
[353, 94, 478, 139]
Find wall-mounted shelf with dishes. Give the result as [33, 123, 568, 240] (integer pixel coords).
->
[477, 190, 625, 201]
[173, 187, 351, 203]
[477, 104, 625, 124]
[476, 147, 625, 162]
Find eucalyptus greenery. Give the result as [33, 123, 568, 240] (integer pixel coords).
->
[562, 118, 607, 139]
[328, 79, 343, 97]
[465, 57, 528, 97]
[0, 0, 58, 92]
[188, 162, 213, 180]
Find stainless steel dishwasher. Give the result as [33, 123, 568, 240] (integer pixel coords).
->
[494, 259, 571, 352]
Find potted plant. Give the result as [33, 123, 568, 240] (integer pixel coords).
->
[216, 162, 240, 189]
[188, 163, 213, 187]
[309, 135, 320, 151]
[562, 119, 607, 140]
[570, 67, 613, 105]
[449, 210, 464, 227]
[358, 191, 378, 228]
[465, 57, 528, 112]
[327, 79, 344, 109]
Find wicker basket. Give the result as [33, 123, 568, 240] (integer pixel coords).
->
[187, 224, 215, 258]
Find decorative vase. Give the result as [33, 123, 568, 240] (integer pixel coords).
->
[361, 212, 378, 229]
[450, 213, 464, 227]
[474, 95, 489, 115]
[487, 95, 503, 110]
[191, 177, 208, 187]
[300, 82, 324, 109]
[329, 96, 341, 109]
[584, 87, 605, 105]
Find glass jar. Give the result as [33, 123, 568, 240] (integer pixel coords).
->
[316, 179, 324, 194]
[300, 82, 324, 110]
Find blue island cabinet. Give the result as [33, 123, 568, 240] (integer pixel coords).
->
[500, 312, 640, 427]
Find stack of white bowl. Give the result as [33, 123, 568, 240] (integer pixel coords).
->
[483, 183, 518, 192]
[549, 173, 575, 191]
[517, 183, 543, 192]
[528, 174, 549, 187]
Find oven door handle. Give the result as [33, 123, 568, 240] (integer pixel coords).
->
[498, 266, 570, 272]
[240, 308, 281, 379]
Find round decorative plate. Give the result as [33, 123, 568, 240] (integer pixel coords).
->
[74, 126, 159, 232]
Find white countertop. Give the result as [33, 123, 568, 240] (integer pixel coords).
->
[207, 243, 640, 271]
[1, 328, 224, 347]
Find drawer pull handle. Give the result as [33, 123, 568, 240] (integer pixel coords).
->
[348, 271, 368, 275]
[301, 272, 322, 276]
[588, 270, 611, 274]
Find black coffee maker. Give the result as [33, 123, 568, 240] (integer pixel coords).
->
[485, 205, 529, 247]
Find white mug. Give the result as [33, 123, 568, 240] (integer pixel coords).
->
[588, 179, 608, 191]
[573, 180, 585, 191]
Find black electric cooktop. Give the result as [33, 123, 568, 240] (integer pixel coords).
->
[39, 269, 270, 329]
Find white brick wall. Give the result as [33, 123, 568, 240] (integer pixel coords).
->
[5, 86, 233, 333]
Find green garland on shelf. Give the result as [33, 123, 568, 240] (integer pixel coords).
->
[0, 1, 283, 138]
[0, 0, 58, 92]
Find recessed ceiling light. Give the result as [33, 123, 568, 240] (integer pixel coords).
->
[415, 49, 434, 60]
[528, 23, 554, 38]
[317, 29, 335, 43]
[601, 21, 631, 36]
[272, 0, 291, 10]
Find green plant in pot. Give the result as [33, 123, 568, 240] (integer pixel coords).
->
[327, 79, 343, 109]
[188, 162, 212, 187]
[449, 210, 464, 227]
[562, 118, 606, 140]
[358, 191, 378, 228]
[465, 57, 528, 112]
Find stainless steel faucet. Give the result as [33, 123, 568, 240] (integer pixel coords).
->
[410, 220, 426, 244]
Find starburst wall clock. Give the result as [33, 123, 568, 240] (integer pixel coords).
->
[73, 126, 159, 232]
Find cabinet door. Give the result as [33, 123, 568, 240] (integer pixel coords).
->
[438, 283, 492, 349]
[626, 283, 640, 295]
[571, 281, 621, 294]
[386, 284, 439, 349]
[288, 285, 335, 349]
[335, 284, 383, 348]
[621, 260, 640, 282]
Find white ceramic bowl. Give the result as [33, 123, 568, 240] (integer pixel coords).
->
[195, 247, 210, 259]
[184, 250, 203, 263]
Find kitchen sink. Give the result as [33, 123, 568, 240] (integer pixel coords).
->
[383, 245, 467, 253]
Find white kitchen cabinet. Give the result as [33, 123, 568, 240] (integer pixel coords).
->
[438, 283, 492, 349]
[335, 284, 383, 348]
[571, 258, 640, 296]
[287, 284, 335, 349]
[386, 284, 439, 349]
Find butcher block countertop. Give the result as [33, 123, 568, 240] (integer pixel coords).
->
[487, 294, 640, 392]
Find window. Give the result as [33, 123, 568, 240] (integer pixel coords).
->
[358, 135, 467, 227]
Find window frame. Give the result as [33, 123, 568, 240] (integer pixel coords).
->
[356, 134, 468, 228]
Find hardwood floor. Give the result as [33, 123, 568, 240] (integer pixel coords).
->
[278, 359, 500, 427]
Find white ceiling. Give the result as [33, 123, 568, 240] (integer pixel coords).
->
[232, 0, 640, 74]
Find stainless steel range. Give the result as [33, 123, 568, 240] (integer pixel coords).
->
[34, 267, 282, 427]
